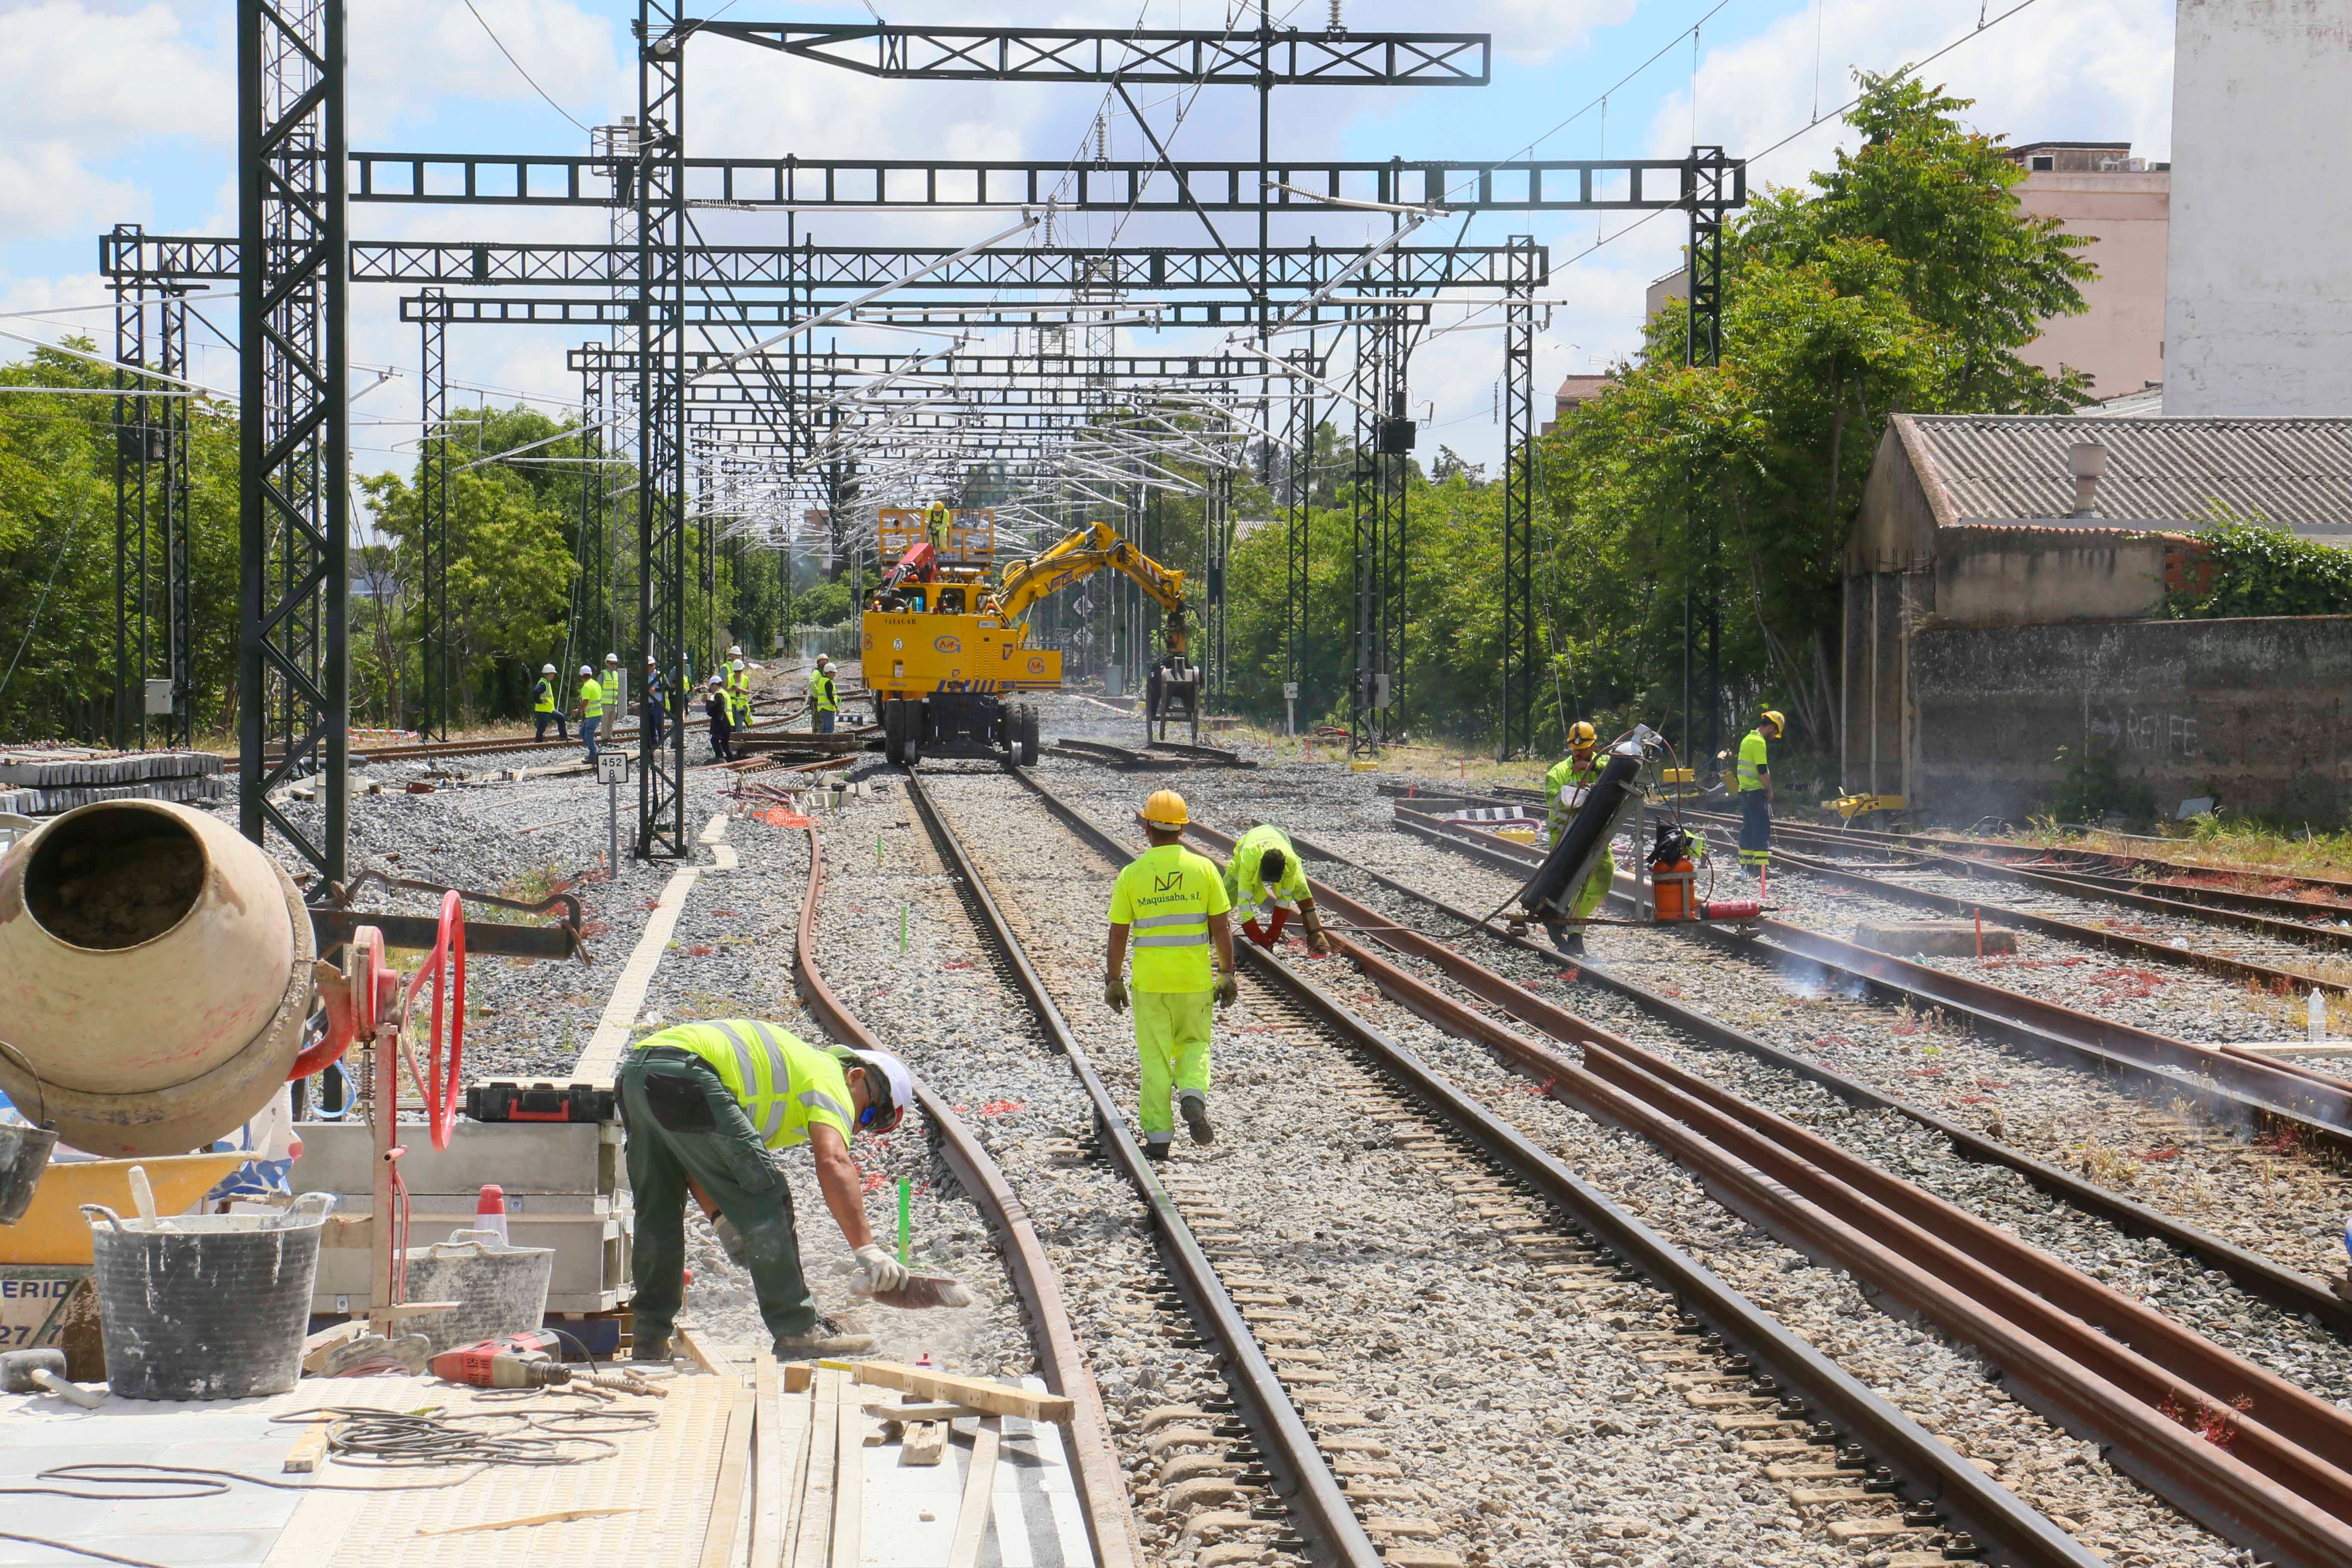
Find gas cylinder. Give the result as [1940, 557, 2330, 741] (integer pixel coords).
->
[0, 800, 315, 1156]
[1651, 858, 1696, 921]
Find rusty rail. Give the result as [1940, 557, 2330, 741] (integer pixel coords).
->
[787, 819, 1145, 1568]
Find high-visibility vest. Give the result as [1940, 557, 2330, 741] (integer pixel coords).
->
[533, 677, 556, 714]
[1737, 729, 1769, 791]
[577, 678, 604, 718]
[634, 1020, 854, 1149]
[925, 505, 950, 549]
[1223, 824, 1308, 920]
[1109, 843, 1230, 992]
[602, 669, 622, 716]
[813, 670, 838, 712]
[1543, 754, 1603, 842]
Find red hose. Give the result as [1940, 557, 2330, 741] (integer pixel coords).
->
[399, 890, 467, 1151]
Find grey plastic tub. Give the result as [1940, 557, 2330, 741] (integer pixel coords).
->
[398, 1232, 556, 1354]
[83, 1191, 333, 1400]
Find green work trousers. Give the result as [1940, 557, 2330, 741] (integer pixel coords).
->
[618, 1048, 817, 1344]
[1134, 989, 1214, 1142]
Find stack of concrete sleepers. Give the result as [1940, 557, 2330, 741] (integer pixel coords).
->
[0, 748, 226, 816]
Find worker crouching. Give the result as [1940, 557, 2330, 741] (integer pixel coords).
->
[1224, 824, 1333, 955]
[619, 1020, 925, 1360]
[1104, 789, 1237, 1160]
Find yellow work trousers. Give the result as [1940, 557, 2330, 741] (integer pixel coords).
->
[1134, 989, 1213, 1140]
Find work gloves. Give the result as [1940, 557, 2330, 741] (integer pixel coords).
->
[1301, 909, 1335, 957]
[1214, 970, 1239, 1010]
[852, 1243, 911, 1295]
[1103, 976, 1129, 1013]
[714, 1215, 750, 1268]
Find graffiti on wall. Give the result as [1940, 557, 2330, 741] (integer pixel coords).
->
[2088, 705, 2200, 760]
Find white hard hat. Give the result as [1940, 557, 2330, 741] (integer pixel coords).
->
[579, 665, 593, 676]
[708, 673, 723, 686]
[605, 652, 619, 663]
[729, 644, 742, 657]
[731, 658, 745, 671]
[830, 1046, 913, 1135]
[541, 664, 556, 674]
[645, 653, 656, 664]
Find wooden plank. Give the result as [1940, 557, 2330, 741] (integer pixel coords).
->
[416, 1507, 643, 1537]
[676, 1322, 721, 1377]
[751, 1354, 785, 1568]
[946, 1415, 1002, 1568]
[830, 1381, 865, 1568]
[901, 1421, 947, 1466]
[852, 1361, 1075, 1423]
[572, 860, 704, 1083]
[787, 1367, 842, 1568]
[699, 1387, 756, 1568]
[282, 1427, 331, 1474]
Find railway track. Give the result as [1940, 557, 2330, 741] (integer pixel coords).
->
[964, 768, 2122, 1568]
[1390, 803, 2352, 1155]
[1017, 768, 2352, 1568]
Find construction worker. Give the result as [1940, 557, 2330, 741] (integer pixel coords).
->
[601, 652, 625, 728]
[924, 500, 952, 557]
[643, 654, 667, 752]
[704, 673, 735, 763]
[1103, 790, 1237, 1160]
[1222, 824, 1334, 955]
[532, 664, 567, 743]
[811, 656, 840, 735]
[573, 664, 604, 763]
[729, 654, 752, 730]
[618, 1019, 922, 1360]
[1544, 721, 1611, 951]
[1738, 710, 1783, 878]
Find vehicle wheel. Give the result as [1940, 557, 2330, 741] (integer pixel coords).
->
[883, 699, 905, 766]
[903, 701, 923, 765]
[1019, 704, 1040, 767]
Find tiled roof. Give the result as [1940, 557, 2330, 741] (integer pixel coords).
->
[1898, 414, 2352, 536]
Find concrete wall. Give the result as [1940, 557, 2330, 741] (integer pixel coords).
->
[2014, 170, 2168, 400]
[2167, 0, 2352, 416]
[1908, 616, 2352, 824]
[1931, 527, 2170, 628]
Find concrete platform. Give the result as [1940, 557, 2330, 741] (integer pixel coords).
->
[0, 1353, 1092, 1568]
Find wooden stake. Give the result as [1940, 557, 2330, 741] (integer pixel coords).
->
[946, 1415, 1002, 1568]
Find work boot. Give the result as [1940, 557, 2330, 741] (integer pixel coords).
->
[1554, 931, 1585, 955]
[632, 1336, 673, 1363]
[1143, 1138, 1173, 1163]
[772, 1317, 876, 1357]
[1180, 1093, 1215, 1147]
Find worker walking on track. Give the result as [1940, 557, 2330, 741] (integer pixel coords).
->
[704, 673, 735, 762]
[1544, 721, 1611, 950]
[643, 654, 667, 752]
[811, 656, 840, 735]
[1738, 710, 1782, 879]
[1222, 823, 1334, 955]
[619, 1020, 922, 1360]
[1103, 790, 1237, 1159]
[573, 664, 603, 763]
[532, 664, 567, 742]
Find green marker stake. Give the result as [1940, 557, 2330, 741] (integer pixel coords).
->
[897, 1177, 912, 1266]
[877, 833, 884, 868]
[900, 903, 909, 951]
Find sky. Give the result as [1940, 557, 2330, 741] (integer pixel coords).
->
[0, 0, 2178, 496]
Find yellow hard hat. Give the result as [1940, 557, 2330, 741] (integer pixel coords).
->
[1568, 721, 1597, 749]
[1761, 709, 1786, 732]
[1141, 789, 1189, 827]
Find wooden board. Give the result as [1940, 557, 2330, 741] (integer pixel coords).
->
[852, 1362, 1075, 1423]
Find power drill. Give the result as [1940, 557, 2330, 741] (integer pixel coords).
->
[430, 1331, 573, 1388]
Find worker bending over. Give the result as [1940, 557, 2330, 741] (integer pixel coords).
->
[1223, 824, 1334, 955]
[532, 664, 567, 742]
[1737, 709, 1781, 878]
[811, 657, 840, 734]
[573, 664, 604, 763]
[1543, 720, 1611, 951]
[1104, 790, 1236, 1159]
[619, 1020, 920, 1360]
[704, 674, 735, 762]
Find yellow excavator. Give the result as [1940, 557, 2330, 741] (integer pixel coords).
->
[863, 511, 1195, 766]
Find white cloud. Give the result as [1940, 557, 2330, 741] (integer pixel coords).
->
[0, 142, 148, 237]
[349, 0, 625, 137]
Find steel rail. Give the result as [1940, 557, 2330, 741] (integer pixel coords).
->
[1391, 805, 2352, 1147]
[787, 818, 1145, 1568]
[1120, 803, 2352, 1566]
[1010, 771, 2104, 1568]
[903, 774, 1382, 1568]
[1264, 824, 2352, 1337]
[1684, 808, 2352, 955]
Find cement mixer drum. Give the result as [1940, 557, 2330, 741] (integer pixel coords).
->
[0, 800, 315, 1156]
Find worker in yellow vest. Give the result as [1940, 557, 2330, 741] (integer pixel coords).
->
[1222, 823, 1333, 954]
[532, 663, 567, 742]
[618, 1020, 923, 1360]
[811, 657, 840, 734]
[924, 500, 952, 558]
[1543, 721, 1611, 950]
[1104, 790, 1236, 1159]
[1737, 710, 1782, 877]
[572, 664, 604, 762]
[724, 644, 749, 730]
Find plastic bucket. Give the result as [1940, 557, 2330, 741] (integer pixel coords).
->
[82, 1191, 333, 1400]
[398, 1233, 555, 1354]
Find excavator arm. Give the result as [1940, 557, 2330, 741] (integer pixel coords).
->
[988, 521, 1189, 649]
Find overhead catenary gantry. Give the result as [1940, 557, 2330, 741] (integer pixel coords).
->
[112, 0, 1744, 879]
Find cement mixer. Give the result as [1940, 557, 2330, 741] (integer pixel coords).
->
[0, 799, 315, 1157]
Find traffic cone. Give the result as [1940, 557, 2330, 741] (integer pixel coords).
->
[476, 1184, 511, 1246]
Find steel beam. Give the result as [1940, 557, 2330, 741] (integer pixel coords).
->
[403, 293, 1427, 329]
[637, 0, 690, 858]
[1498, 234, 1537, 760]
[418, 287, 450, 740]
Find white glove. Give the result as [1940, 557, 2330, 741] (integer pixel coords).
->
[853, 1243, 910, 1295]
